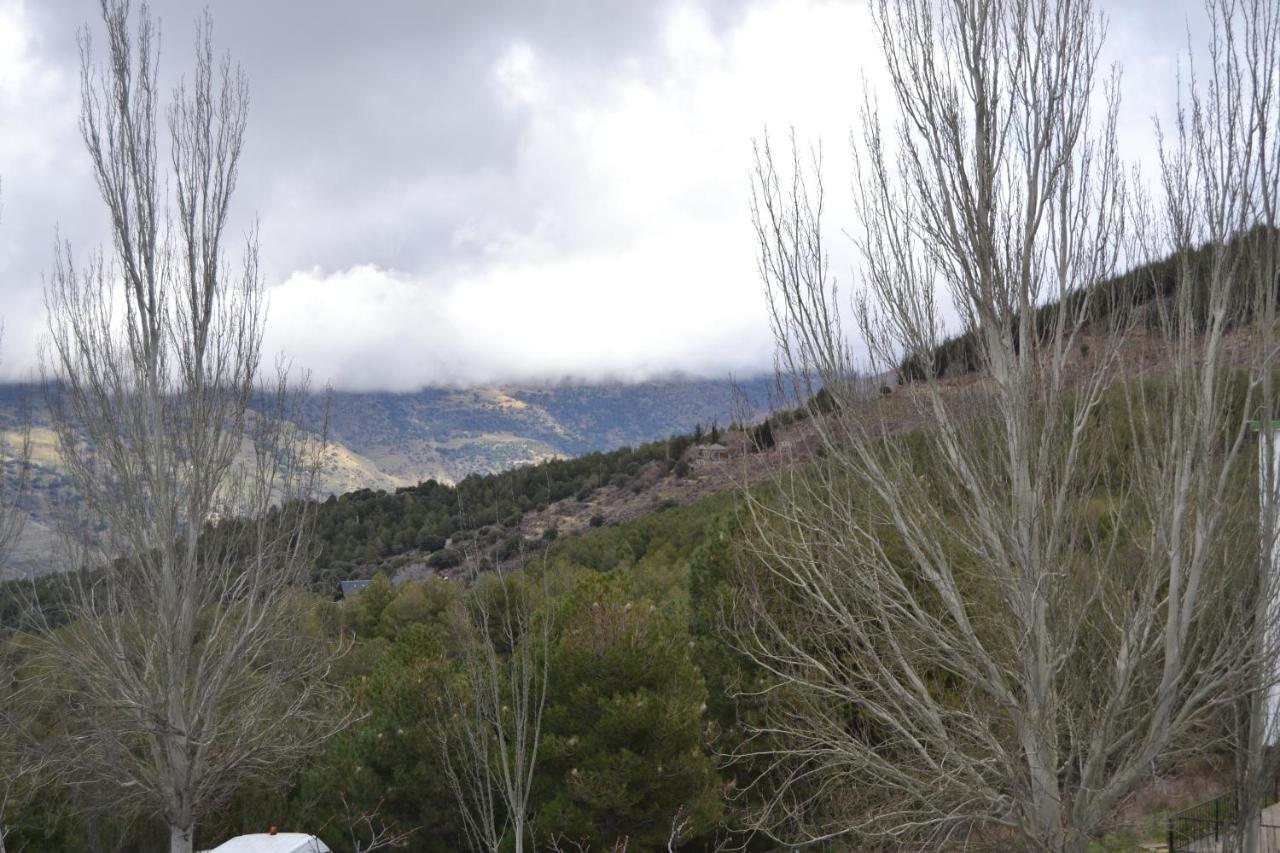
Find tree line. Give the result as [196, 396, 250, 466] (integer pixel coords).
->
[310, 426, 730, 585]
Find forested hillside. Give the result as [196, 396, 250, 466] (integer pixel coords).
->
[0, 376, 773, 579]
[309, 420, 751, 585]
[4, 489, 747, 851]
[2, 374, 1241, 851]
[899, 225, 1280, 382]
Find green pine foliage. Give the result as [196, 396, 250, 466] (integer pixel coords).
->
[297, 622, 465, 851]
[536, 577, 721, 850]
[192, 495, 736, 851]
[750, 418, 775, 451]
[311, 433, 711, 584]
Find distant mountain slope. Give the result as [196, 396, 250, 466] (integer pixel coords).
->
[311, 376, 776, 487]
[0, 375, 775, 578]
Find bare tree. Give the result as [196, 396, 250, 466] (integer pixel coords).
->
[666, 805, 690, 853]
[547, 836, 629, 853]
[1184, 0, 1280, 848]
[438, 570, 549, 853]
[731, 0, 1278, 850]
[542, 806, 704, 853]
[33, 3, 340, 852]
[336, 794, 416, 852]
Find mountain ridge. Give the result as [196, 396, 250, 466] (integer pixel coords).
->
[0, 375, 776, 578]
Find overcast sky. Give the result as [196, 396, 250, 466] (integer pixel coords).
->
[0, 0, 1202, 391]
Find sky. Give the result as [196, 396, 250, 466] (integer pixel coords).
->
[0, 0, 1203, 391]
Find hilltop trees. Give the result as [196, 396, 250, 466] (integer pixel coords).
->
[3, 0, 1273, 850]
[34, 3, 339, 851]
[735, 0, 1279, 850]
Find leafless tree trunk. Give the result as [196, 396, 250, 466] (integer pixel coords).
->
[438, 571, 548, 853]
[731, 0, 1278, 850]
[34, 4, 341, 852]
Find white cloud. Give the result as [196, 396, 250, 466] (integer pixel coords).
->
[265, 0, 878, 390]
[494, 41, 546, 108]
[0, 0, 1214, 390]
[266, 222, 775, 391]
[0, 0, 82, 379]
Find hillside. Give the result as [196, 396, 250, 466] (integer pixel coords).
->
[0, 375, 775, 579]
[307, 376, 775, 487]
[901, 226, 1278, 382]
[306, 390, 831, 588]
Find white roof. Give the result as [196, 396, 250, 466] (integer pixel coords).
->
[205, 833, 330, 853]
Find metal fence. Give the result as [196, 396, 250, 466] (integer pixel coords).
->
[1168, 780, 1280, 852]
[1168, 792, 1239, 851]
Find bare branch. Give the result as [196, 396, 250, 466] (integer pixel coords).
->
[731, 0, 1279, 850]
[438, 569, 549, 853]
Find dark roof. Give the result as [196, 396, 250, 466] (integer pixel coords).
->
[339, 580, 372, 598]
